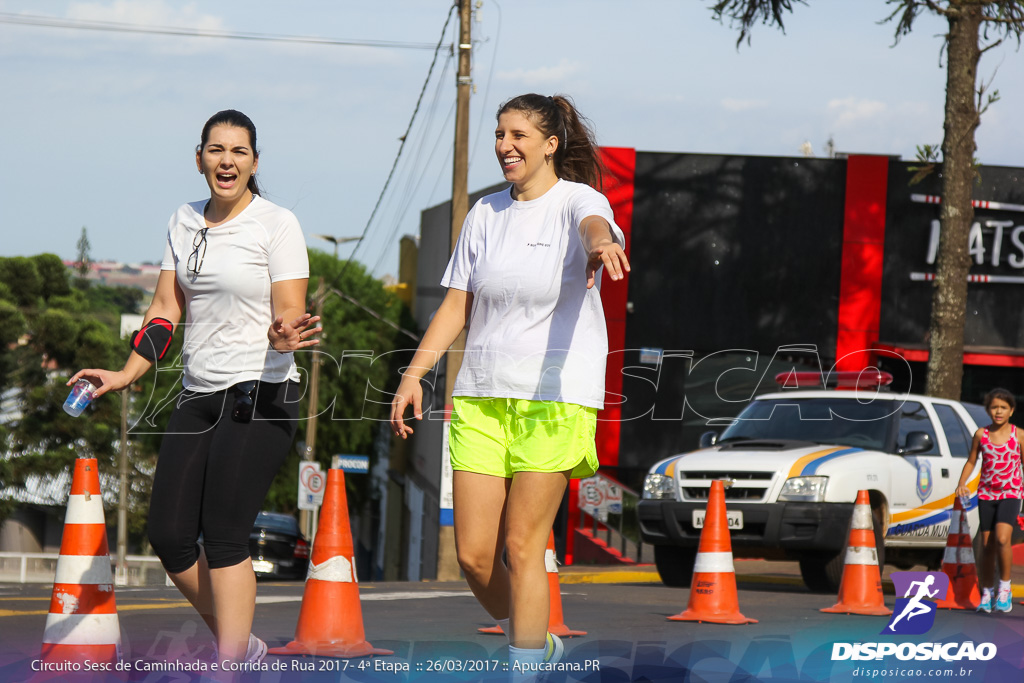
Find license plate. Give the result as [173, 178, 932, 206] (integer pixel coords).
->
[692, 510, 743, 529]
[252, 560, 275, 574]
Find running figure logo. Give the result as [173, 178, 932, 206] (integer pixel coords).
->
[883, 571, 950, 635]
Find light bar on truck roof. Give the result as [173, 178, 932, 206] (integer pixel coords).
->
[774, 370, 894, 390]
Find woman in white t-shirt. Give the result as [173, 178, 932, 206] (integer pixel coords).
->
[69, 110, 321, 665]
[391, 94, 630, 666]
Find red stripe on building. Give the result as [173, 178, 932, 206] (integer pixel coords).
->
[835, 155, 889, 371]
[565, 147, 634, 565]
[875, 342, 1024, 368]
[596, 146, 635, 468]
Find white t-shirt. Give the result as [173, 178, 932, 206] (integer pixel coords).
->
[441, 179, 625, 409]
[161, 195, 309, 391]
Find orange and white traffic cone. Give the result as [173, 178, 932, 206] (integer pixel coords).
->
[668, 480, 757, 624]
[821, 490, 891, 616]
[268, 469, 392, 658]
[479, 530, 586, 637]
[40, 458, 121, 667]
[934, 496, 980, 610]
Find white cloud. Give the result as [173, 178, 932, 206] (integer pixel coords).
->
[827, 97, 887, 129]
[496, 58, 582, 86]
[67, 0, 223, 31]
[720, 98, 768, 112]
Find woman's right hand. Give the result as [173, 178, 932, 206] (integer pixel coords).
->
[955, 484, 970, 498]
[390, 376, 423, 439]
[67, 369, 131, 399]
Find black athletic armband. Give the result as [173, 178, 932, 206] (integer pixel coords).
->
[130, 317, 174, 362]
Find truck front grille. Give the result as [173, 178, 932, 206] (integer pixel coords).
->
[678, 471, 774, 502]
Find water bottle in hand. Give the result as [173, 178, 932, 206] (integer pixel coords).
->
[63, 379, 97, 417]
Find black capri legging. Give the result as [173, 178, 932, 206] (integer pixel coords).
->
[148, 380, 300, 573]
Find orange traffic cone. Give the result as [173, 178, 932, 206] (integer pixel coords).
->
[40, 458, 121, 666]
[821, 490, 891, 616]
[268, 469, 392, 658]
[668, 480, 757, 624]
[934, 496, 980, 609]
[479, 531, 586, 637]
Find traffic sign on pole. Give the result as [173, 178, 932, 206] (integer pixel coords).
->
[298, 461, 325, 511]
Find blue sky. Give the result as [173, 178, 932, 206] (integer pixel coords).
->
[2, 0, 1023, 277]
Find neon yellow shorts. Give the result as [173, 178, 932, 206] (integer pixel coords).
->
[449, 397, 599, 479]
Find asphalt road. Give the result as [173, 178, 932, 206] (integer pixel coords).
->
[1, 564, 1022, 682]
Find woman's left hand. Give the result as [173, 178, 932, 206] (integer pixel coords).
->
[268, 313, 322, 352]
[586, 242, 631, 289]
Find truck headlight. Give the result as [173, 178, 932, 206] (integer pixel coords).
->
[778, 476, 828, 502]
[643, 473, 676, 500]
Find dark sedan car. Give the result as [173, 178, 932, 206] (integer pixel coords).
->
[249, 512, 310, 580]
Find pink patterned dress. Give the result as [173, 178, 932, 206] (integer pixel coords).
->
[978, 425, 1024, 500]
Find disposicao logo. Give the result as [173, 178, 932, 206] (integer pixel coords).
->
[831, 571, 998, 663]
[884, 571, 948, 635]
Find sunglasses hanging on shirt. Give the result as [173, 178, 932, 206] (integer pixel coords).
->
[187, 228, 209, 281]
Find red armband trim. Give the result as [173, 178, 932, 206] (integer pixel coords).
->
[130, 317, 173, 362]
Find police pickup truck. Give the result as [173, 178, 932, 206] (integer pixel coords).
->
[637, 372, 988, 592]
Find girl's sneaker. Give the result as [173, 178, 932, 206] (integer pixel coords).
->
[977, 593, 992, 613]
[994, 588, 1012, 613]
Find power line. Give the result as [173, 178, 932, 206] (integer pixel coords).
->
[369, 56, 456, 275]
[0, 11, 438, 50]
[372, 99, 458, 276]
[364, 51, 454, 269]
[329, 288, 420, 341]
[470, 0, 502, 167]
[332, 1, 459, 293]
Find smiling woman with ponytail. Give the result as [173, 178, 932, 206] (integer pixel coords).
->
[391, 93, 631, 670]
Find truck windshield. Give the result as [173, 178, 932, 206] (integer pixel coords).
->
[718, 398, 896, 451]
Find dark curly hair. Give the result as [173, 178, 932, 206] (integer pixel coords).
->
[983, 387, 1016, 411]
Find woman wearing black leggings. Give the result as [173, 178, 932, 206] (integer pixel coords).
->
[69, 110, 321, 665]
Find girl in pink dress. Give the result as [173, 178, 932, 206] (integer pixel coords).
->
[956, 388, 1024, 613]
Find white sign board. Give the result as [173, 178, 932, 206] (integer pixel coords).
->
[439, 407, 454, 526]
[578, 476, 623, 522]
[298, 461, 325, 511]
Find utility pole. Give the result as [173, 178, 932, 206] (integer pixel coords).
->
[300, 277, 325, 541]
[436, 0, 472, 581]
[115, 389, 129, 586]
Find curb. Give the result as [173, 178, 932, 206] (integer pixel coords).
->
[558, 567, 1024, 598]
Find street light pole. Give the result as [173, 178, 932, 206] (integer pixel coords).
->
[312, 234, 361, 259]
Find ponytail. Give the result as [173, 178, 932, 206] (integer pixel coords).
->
[497, 93, 604, 190]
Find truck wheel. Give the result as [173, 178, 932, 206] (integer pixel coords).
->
[799, 554, 843, 593]
[654, 545, 697, 588]
[800, 504, 886, 593]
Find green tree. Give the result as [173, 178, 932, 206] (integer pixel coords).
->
[264, 250, 419, 514]
[75, 227, 92, 279]
[0, 300, 27, 393]
[710, 0, 1024, 399]
[0, 262, 152, 537]
[31, 253, 71, 300]
[0, 257, 43, 308]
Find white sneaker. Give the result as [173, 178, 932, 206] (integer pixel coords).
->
[245, 634, 268, 663]
[542, 632, 563, 663]
[213, 634, 266, 663]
